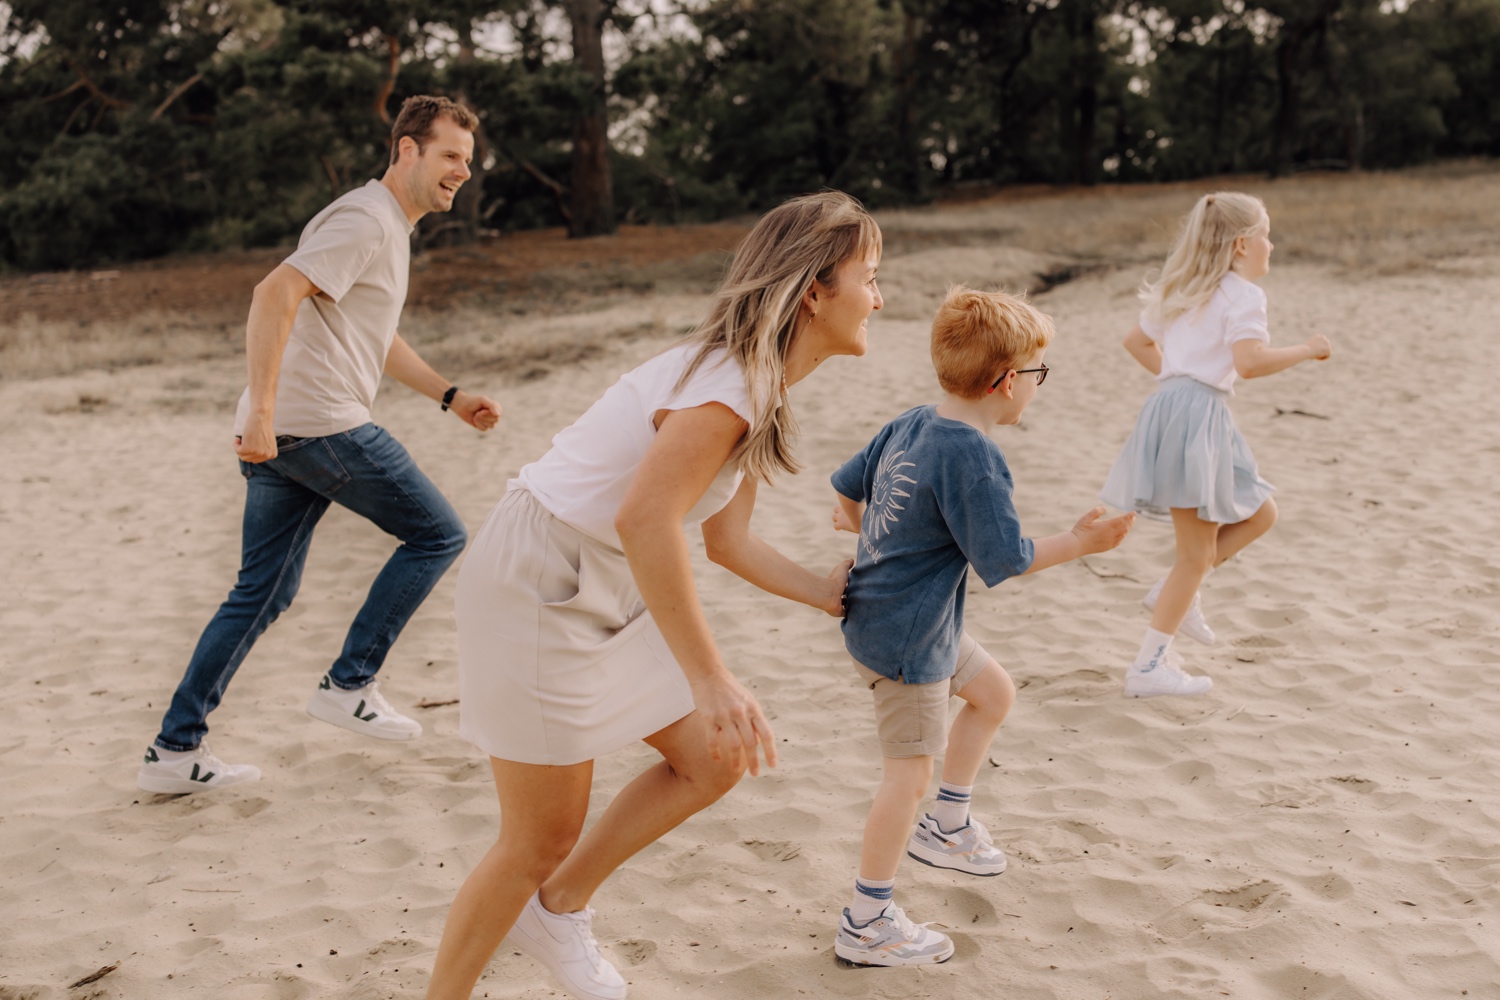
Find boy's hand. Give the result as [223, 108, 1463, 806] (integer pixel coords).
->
[822, 558, 854, 617]
[1070, 506, 1135, 554]
[831, 503, 859, 533]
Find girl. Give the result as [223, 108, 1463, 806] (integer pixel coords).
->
[425, 191, 881, 1000]
[1100, 192, 1330, 698]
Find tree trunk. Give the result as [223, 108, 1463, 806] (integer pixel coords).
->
[1269, 0, 1343, 178]
[565, 0, 614, 238]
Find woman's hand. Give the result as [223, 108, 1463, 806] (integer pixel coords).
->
[820, 558, 854, 617]
[689, 669, 778, 777]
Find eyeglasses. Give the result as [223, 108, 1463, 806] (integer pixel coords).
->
[990, 362, 1049, 391]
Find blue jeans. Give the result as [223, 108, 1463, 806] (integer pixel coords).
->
[154, 423, 467, 751]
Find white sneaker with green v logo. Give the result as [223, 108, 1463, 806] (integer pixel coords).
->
[305, 674, 422, 741]
[136, 744, 261, 794]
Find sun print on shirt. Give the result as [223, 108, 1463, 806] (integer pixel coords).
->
[861, 449, 917, 563]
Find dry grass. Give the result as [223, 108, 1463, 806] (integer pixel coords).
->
[3, 161, 1496, 382]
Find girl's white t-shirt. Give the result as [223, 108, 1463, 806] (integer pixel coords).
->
[1140, 271, 1270, 392]
[516, 343, 756, 550]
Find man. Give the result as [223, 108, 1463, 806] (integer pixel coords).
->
[137, 95, 501, 794]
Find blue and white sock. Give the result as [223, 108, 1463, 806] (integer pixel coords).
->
[849, 877, 895, 925]
[932, 782, 973, 833]
[1131, 627, 1174, 673]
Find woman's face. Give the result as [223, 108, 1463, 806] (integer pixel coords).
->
[808, 250, 883, 357]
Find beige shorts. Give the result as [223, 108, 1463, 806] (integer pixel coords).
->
[852, 632, 994, 758]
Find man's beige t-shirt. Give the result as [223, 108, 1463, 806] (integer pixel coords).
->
[234, 180, 414, 437]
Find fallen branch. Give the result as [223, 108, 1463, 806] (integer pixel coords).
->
[416, 697, 459, 709]
[68, 963, 120, 989]
[1272, 406, 1330, 420]
[1078, 557, 1133, 580]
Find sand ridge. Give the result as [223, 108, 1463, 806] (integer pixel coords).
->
[2, 209, 1498, 998]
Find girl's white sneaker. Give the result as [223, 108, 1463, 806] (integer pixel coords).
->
[1125, 652, 1214, 698]
[1143, 578, 1218, 645]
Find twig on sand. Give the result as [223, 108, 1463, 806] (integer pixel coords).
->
[416, 697, 459, 709]
[183, 888, 242, 893]
[1078, 558, 1132, 580]
[68, 963, 120, 988]
[1272, 406, 1330, 420]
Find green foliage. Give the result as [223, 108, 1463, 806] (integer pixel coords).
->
[2, 0, 1498, 269]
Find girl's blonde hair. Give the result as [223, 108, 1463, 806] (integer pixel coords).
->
[677, 191, 881, 482]
[1141, 191, 1267, 325]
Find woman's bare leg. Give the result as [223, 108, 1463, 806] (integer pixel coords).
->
[425, 757, 593, 1000]
[541, 710, 745, 914]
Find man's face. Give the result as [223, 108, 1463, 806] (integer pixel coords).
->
[403, 117, 474, 214]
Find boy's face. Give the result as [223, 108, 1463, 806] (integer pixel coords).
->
[993, 347, 1047, 424]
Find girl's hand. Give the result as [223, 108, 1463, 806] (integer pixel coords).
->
[1070, 506, 1135, 555]
[820, 558, 854, 617]
[832, 504, 859, 533]
[1306, 334, 1332, 361]
[689, 669, 778, 776]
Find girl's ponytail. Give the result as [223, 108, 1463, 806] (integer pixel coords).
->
[1141, 192, 1266, 325]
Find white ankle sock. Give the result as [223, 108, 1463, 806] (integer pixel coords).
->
[1131, 628, 1174, 673]
[931, 782, 973, 833]
[850, 877, 894, 924]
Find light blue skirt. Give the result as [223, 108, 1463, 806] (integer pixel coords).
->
[1100, 376, 1274, 525]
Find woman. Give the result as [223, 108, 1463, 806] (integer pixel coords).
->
[426, 191, 884, 1000]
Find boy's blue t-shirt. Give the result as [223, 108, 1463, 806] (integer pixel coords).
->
[831, 405, 1035, 684]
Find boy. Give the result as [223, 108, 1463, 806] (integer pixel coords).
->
[829, 286, 1134, 966]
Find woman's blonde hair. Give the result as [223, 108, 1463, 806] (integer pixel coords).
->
[677, 190, 881, 482]
[931, 286, 1053, 399]
[1141, 191, 1267, 325]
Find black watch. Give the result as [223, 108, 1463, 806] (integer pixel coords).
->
[441, 385, 459, 411]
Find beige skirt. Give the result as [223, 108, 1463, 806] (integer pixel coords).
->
[456, 488, 694, 765]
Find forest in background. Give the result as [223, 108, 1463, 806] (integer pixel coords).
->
[1, 0, 1497, 271]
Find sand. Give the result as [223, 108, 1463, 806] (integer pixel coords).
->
[3, 182, 1499, 1000]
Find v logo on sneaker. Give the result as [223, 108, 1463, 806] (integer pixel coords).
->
[189, 763, 215, 783]
[353, 700, 377, 722]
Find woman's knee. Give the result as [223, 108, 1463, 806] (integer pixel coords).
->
[497, 825, 581, 883]
[683, 752, 746, 803]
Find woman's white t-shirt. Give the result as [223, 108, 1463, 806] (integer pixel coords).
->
[1140, 271, 1270, 392]
[517, 343, 755, 549]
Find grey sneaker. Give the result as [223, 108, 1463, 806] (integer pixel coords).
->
[507, 892, 627, 1000]
[1143, 578, 1217, 645]
[136, 744, 261, 794]
[835, 902, 954, 968]
[1125, 651, 1214, 698]
[305, 675, 422, 741]
[907, 813, 1008, 876]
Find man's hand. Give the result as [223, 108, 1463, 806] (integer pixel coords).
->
[1070, 505, 1135, 555]
[449, 389, 502, 431]
[234, 417, 278, 463]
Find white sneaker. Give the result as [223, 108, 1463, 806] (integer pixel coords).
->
[507, 892, 627, 1000]
[907, 813, 1008, 876]
[1125, 651, 1214, 698]
[136, 744, 261, 794]
[305, 675, 422, 741]
[1143, 578, 1217, 645]
[834, 901, 955, 967]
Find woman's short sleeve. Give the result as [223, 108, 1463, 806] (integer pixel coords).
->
[660, 352, 755, 429]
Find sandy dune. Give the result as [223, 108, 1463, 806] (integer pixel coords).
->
[2, 187, 1498, 999]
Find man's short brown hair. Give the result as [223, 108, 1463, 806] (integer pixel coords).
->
[389, 95, 478, 165]
[930, 285, 1054, 399]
